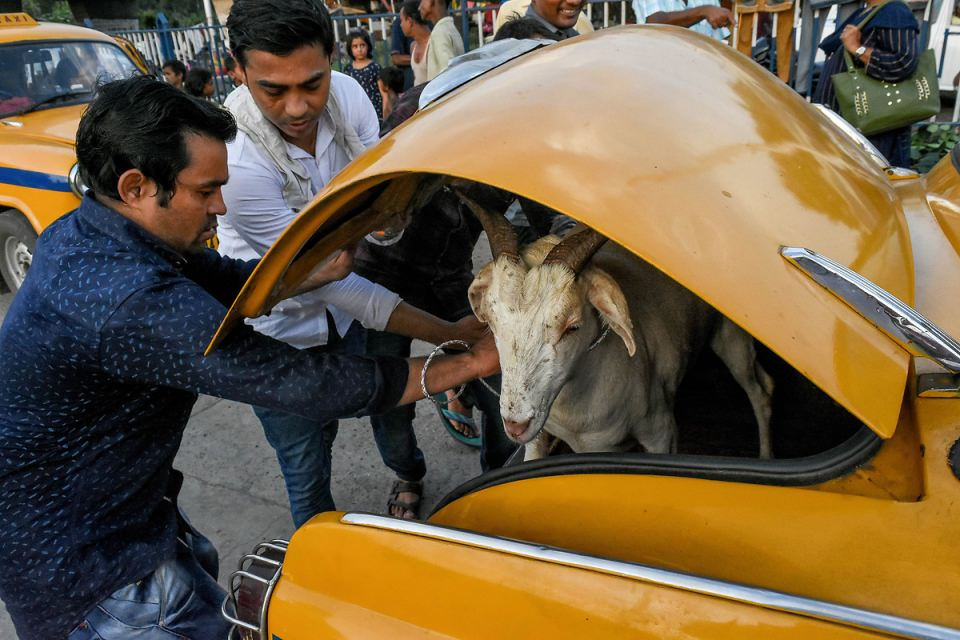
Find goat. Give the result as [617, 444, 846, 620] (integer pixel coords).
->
[456, 187, 774, 461]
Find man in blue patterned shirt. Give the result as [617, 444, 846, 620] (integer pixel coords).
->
[0, 76, 498, 640]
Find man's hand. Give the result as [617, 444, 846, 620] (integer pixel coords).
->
[467, 330, 500, 379]
[299, 245, 355, 292]
[702, 5, 736, 28]
[840, 24, 862, 53]
[397, 330, 500, 406]
[450, 314, 489, 345]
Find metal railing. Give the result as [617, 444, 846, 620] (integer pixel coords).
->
[108, 0, 635, 96]
[108, 0, 946, 104]
[111, 23, 232, 101]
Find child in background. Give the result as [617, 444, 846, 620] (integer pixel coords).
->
[343, 28, 383, 118]
[184, 67, 215, 100]
[378, 65, 405, 122]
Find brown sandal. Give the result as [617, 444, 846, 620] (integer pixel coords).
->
[387, 479, 423, 520]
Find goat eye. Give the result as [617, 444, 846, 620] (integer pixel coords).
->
[563, 324, 580, 336]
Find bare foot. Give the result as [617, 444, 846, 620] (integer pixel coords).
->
[445, 390, 479, 438]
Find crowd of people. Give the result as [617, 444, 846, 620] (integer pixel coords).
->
[0, 0, 930, 636]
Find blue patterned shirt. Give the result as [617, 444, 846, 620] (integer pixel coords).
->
[0, 194, 407, 639]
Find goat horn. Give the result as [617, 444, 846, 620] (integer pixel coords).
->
[450, 181, 520, 262]
[542, 227, 608, 274]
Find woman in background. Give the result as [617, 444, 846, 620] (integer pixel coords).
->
[812, 0, 920, 167]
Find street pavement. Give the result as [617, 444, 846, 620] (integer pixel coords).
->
[0, 242, 497, 639]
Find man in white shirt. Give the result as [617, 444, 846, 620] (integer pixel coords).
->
[633, 0, 735, 41]
[419, 0, 465, 80]
[221, 0, 484, 525]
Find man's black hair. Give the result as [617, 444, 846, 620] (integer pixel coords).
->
[224, 54, 237, 71]
[184, 67, 213, 97]
[76, 76, 236, 207]
[400, 0, 429, 25]
[379, 65, 405, 94]
[227, 0, 335, 65]
[161, 59, 186, 77]
[345, 28, 374, 61]
[493, 16, 561, 41]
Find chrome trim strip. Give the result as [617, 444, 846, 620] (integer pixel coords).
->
[813, 105, 889, 171]
[781, 246, 960, 373]
[342, 513, 960, 640]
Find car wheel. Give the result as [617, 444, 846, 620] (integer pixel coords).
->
[0, 212, 37, 294]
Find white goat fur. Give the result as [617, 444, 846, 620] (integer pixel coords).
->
[469, 235, 774, 461]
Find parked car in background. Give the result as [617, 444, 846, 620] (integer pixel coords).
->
[0, 13, 145, 293]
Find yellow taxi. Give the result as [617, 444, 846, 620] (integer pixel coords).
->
[218, 27, 960, 639]
[0, 13, 144, 292]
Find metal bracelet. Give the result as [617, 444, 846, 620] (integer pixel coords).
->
[420, 339, 471, 403]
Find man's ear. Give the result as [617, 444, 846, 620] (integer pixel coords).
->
[581, 267, 636, 357]
[116, 169, 150, 207]
[468, 262, 495, 324]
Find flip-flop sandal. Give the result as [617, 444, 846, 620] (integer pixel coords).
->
[432, 393, 482, 449]
[387, 479, 423, 520]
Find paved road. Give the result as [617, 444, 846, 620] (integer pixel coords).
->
[0, 242, 496, 638]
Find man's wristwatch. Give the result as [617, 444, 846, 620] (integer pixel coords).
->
[854, 45, 867, 59]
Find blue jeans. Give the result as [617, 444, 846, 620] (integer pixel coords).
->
[256, 321, 424, 528]
[67, 514, 229, 640]
[255, 404, 340, 528]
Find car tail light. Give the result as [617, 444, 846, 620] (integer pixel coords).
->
[222, 539, 288, 640]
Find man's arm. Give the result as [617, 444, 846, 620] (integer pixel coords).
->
[183, 250, 259, 307]
[390, 18, 412, 67]
[397, 330, 499, 405]
[645, 5, 734, 28]
[100, 281, 499, 422]
[385, 301, 488, 345]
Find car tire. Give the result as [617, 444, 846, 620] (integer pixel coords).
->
[0, 211, 37, 294]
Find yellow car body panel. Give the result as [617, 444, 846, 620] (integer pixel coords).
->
[0, 104, 86, 231]
[212, 26, 918, 441]
[925, 148, 960, 259]
[0, 15, 119, 45]
[0, 14, 144, 290]
[264, 514, 900, 640]
[218, 27, 960, 640]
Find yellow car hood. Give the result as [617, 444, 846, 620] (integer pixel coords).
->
[212, 26, 915, 439]
[1, 103, 84, 148]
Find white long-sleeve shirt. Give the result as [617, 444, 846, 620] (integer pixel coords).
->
[219, 72, 401, 349]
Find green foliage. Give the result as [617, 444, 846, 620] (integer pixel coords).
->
[911, 123, 960, 173]
[22, 0, 73, 22]
[139, 0, 204, 27]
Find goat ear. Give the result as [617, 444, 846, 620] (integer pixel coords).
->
[582, 268, 636, 357]
[468, 263, 495, 324]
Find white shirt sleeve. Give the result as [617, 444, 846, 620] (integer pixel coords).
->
[318, 273, 401, 331]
